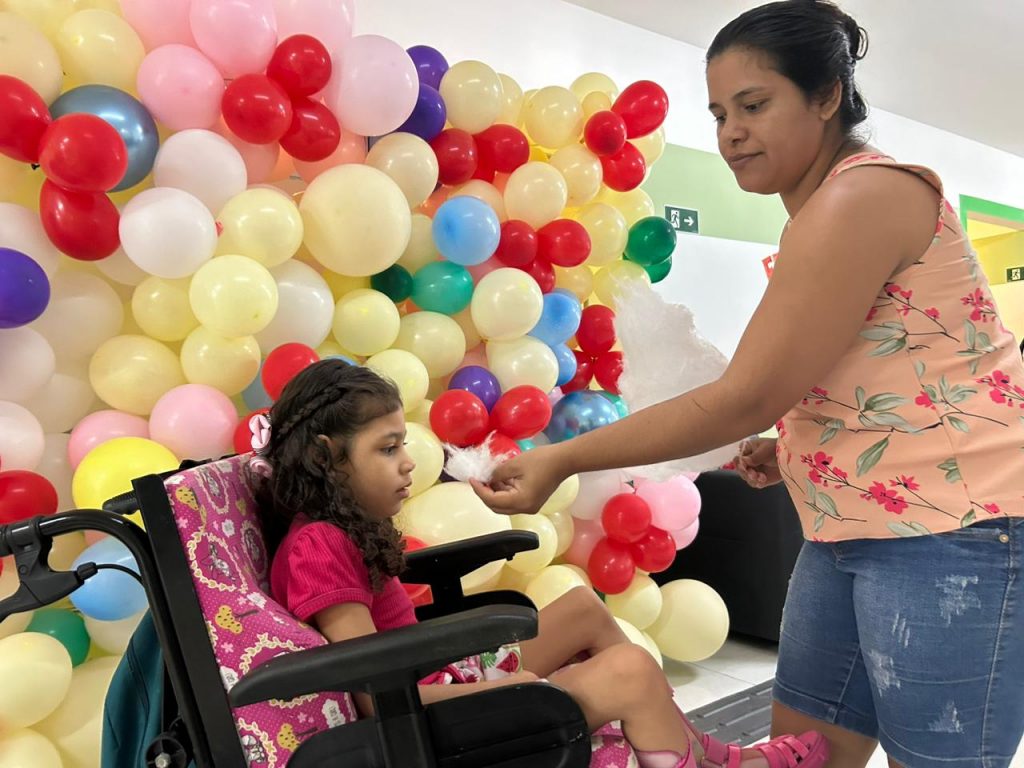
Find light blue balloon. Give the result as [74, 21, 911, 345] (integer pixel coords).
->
[552, 343, 578, 388]
[545, 390, 620, 443]
[70, 537, 147, 621]
[324, 354, 358, 366]
[432, 196, 500, 266]
[50, 85, 159, 191]
[242, 361, 273, 411]
[529, 290, 582, 346]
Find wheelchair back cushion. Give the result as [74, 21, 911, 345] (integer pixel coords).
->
[166, 455, 358, 767]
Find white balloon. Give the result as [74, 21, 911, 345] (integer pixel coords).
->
[0, 400, 45, 470]
[30, 271, 123, 360]
[120, 188, 217, 279]
[95, 246, 147, 287]
[254, 260, 334, 351]
[567, 469, 629, 521]
[0, 327, 55, 402]
[34, 434, 74, 511]
[153, 129, 248, 214]
[0, 202, 60, 277]
[21, 360, 96, 435]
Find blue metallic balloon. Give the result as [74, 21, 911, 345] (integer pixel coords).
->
[551, 342, 579, 388]
[529, 290, 583, 346]
[432, 196, 500, 267]
[545, 390, 620, 443]
[51, 85, 159, 191]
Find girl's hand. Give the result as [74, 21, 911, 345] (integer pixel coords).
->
[735, 438, 782, 489]
[471, 445, 569, 515]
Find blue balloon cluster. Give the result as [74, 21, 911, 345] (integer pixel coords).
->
[528, 289, 583, 387]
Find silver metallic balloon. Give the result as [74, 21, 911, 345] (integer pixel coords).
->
[545, 390, 621, 443]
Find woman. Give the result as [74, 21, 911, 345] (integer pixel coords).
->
[473, 2, 1024, 767]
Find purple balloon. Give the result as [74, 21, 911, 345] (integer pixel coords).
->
[0, 248, 50, 329]
[396, 84, 446, 141]
[448, 365, 501, 411]
[407, 45, 449, 89]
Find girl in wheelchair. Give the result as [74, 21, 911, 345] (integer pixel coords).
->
[249, 359, 828, 768]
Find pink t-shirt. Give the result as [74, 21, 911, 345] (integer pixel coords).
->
[270, 515, 416, 630]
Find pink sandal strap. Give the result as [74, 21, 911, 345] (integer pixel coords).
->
[752, 732, 828, 768]
[699, 734, 742, 768]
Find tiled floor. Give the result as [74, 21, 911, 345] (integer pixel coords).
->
[668, 636, 1024, 767]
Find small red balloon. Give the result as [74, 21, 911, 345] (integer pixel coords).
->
[266, 34, 332, 97]
[430, 128, 478, 186]
[233, 408, 270, 454]
[262, 343, 319, 400]
[577, 305, 617, 356]
[593, 351, 624, 394]
[560, 350, 594, 394]
[0, 470, 58, 524]
[601, 493, 652, 544]
[612, 80, 669, 139]
[0, 75, 51, 164]
[588, 538, 636, 595]
[490, 385, 552, 440]
[430, 390, 490, 447]
[471, 156, 496, 183]
[38, 114, 128, 192]
[537, 219, 591, 268]
[280, 98, 341, 162]
[39, 180, 120, 261]
[401, 535, 431, 602]
[495, 220, 538, 268]
[601, 142, 646, 192]
[520, 256, 555, 293]
[583, 110, 627, 157]
[475, 124, 529, 173]
[222, 74, 293, 145]
[631, 526, 676, 573]
[484, 432, 522, 460]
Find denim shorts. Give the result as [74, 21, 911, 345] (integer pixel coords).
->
[774, 517, 1024, 768]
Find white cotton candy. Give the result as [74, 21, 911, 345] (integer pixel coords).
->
[615, 281, 741, 481]
[443, 438, 517, 483]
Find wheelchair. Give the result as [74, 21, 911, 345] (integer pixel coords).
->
[0, 454, 637, 768]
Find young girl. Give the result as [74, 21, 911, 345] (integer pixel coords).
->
[251, 359, 827, 768]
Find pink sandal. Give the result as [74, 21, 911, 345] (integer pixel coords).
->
[699, 730, 829, 768]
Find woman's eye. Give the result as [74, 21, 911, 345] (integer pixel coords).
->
[745, 101, 766, 113]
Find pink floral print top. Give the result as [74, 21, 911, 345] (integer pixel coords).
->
[777, 153, 1024, 541]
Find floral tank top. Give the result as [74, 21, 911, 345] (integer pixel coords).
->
[776, 153, 1024, 541]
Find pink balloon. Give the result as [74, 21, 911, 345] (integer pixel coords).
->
[68, 411, 150, 469]
[273, 0, 355, 54]
[459, 345, 488, 370]
[121, 0, 196, 50]
[137, 45, 225, 131]
[190, 0, 278, 79]
[634, 475, 701, 531]
[671, 517, 700, 550]
[323, 35, 418, 137]
[216, 121, 280, 183]
[467, 257, 501, 285]
[149, 384, 238, 461]
[291, 125, 366, 182]
[562, 517, 604, 569]
[84, 530, 108, 546]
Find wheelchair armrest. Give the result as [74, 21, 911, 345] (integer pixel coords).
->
[229, 604, 537, 707]
[402, 530, 538, 586]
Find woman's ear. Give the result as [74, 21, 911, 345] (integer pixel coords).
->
[817, 79, 842, 122]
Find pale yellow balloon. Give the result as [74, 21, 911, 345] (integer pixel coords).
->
[89, 334, 185, 415]
[216, 189, 303, 268]
[404, 421, 443, 497]
[632, 126, 666, 166]
[451, 180, 506, 221]
[582, 91, 613, 119]
[504, 162, 567, 230]
[0, 155, 30, 203]
[525, 564, 586, 609]
[549, 144, 602, 207]
[640, 630, 664, 668]
[545, 508, 574, 557]
[438, 60, 503, 134]
[82, 611, 143, 656]
[315, 339, 360, 361]
[132, 276, 198, 342]
[1, 0, 77, 37]
[593, 260, 651, 308]
[507, 513, 557, 573]
[332, 288, 400, 356]
[539, 474, 580, 515]
[322, 271, 370, 301]
[575, 202, 628, 267]
[0, 563, 32, 639]
[49, 530, 86, 570]
[405, 397, 432, 428]
[365, 349, 428, 412]
[599, 187, 656, 227]
[300, 164, 412, 277]
[648, 580, 730, 662]
[486, 336, 559, 392]
[497, 73, 524, 125]
[496, 564, 536, 593]
[366, 132, 439, 208]
[180, 327, 260, 395]
[0, 632, 72, 728]
[614, 617, 662, 666]
[56, 10, 143, 92]
[518, 89, 537, 128]
[554, 264, 595, 302]
[35, 655, 119, 768]
[605, 574, 664, 630]
[471, 267, 544, 341]
[189, 255, 278, 337]
[523, 86, 583, 150]
[561, 563, 592, 589]
[396, 214, 437, 274]
[570, 72, 619, 102]
[425, 376, 446, 401]
[452, 307, 481, 349]
[0, 729, 63, 768]
[393, 311, 466, 379]
[0, 12, 63, 103]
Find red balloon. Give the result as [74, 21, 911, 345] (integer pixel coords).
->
[601, 493, 652, 544]
[262, 343, 319, 400]
[0, 470, 58, 524]
[560, 350, 594, 394]
[233, 408, 270, 454]
[430, 390, 490, 447]
[537, 219, 591, 268]
[430, 129, 478, 186]
[222, 74, 293, 145]
[587, 538, 636, 595]
[471, 156, 496, 183]
[0, 75, 51, 164]
[631, 527, 676, 573]
[583, 110, 627, 157]
[600, 142, 646, 192]
[266, 34, 332, 97]
[39, 180, 120, 261]
[475, 124, 529, 173]
[495, 220, 537, 268]
[577, 305, 617, 356]
[490, 385, 552, 440]
[38, 114, 127, 192]
[612, 80, 669, 139]
[401, 536, 431, 602]
[280, 98, 341, 162]
[520, 256, 555, 293]
[484, 432, 522, 460]
[593, 351, 623, 394]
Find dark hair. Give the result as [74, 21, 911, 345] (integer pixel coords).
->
[252, 359, 406, 591]
[707, 0, 869, 135]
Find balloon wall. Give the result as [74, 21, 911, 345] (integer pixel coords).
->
[0, 2, 728, 762]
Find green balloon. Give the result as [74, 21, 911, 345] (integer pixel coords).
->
[26, 609, 91, 666]
[371, 264, 413, 302]
[410, 261, 474, 315]
[644, 254, 673, 284]
[600, 392, 630, 419]
[516, 438, 537, 452]
[625, 216, 677, 266]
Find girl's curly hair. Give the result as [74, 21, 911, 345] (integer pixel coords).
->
[251, 359, 406, 592]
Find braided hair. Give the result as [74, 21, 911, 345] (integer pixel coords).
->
[252, 359, 406, 591]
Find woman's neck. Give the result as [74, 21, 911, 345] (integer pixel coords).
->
[781, 135, 867, 218]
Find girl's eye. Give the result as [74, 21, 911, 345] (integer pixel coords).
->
[382, 445, 397, 456]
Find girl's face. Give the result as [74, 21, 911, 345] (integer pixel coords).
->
[337, 408, 416, 520]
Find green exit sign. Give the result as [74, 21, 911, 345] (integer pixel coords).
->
[665, 206, 699, 234]
[1008, 266, 1024, 282]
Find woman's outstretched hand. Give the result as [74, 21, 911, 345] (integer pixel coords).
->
[470, 444, 568, 515]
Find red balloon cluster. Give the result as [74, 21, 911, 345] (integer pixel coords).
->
[562, 306, 623, 394]
[582, 81, 669, 192]
[430, 123, 530, 187]
[431, 385, 552, 449]
[491, 217, 589, 294]
[588, 491, 677, 594]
